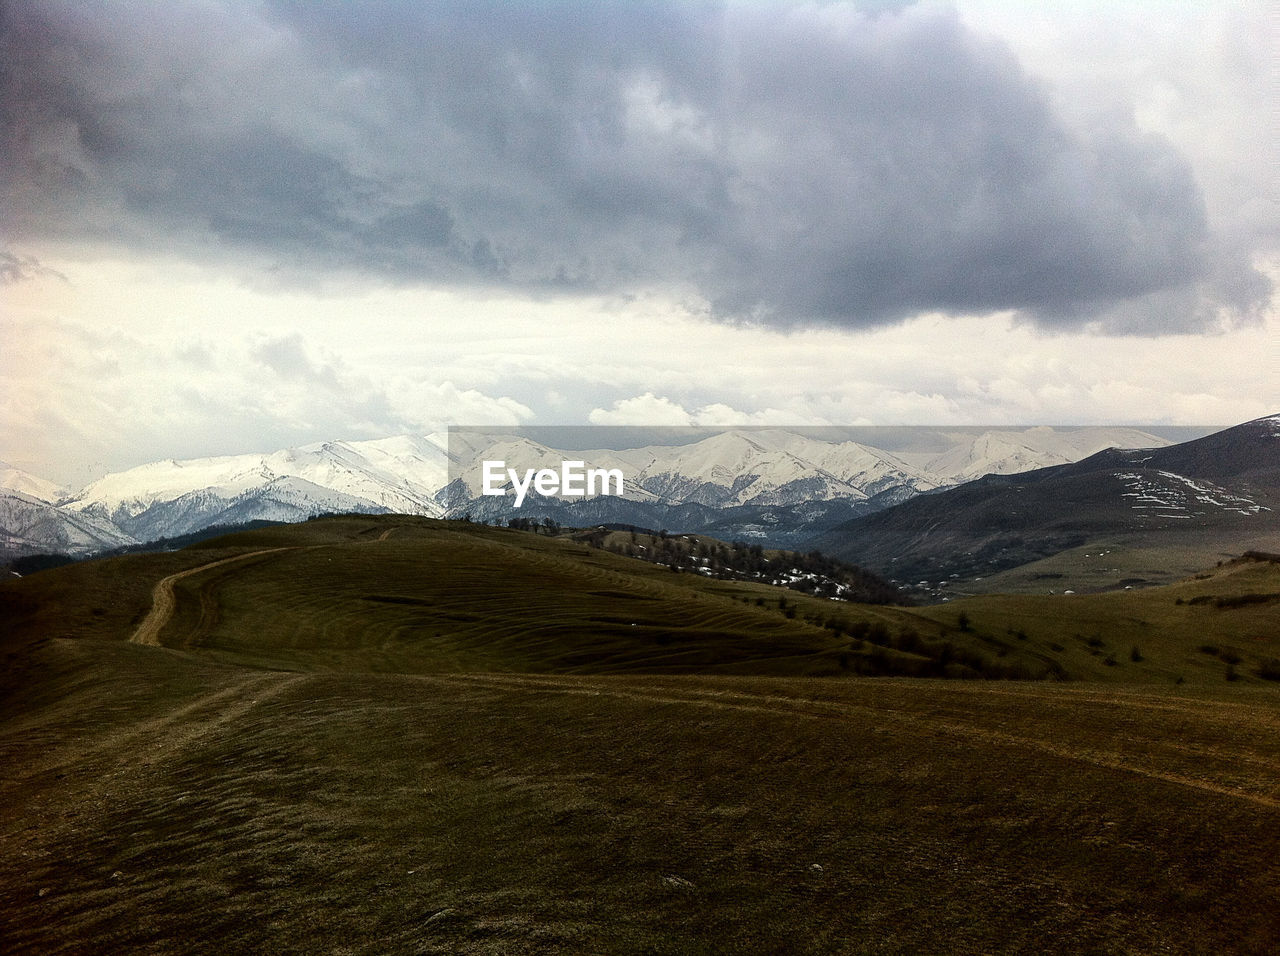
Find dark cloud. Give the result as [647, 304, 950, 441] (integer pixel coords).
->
[1, 0, 1269, 332]
[252, 333, 342, 390]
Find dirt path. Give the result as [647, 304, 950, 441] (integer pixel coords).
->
[129, 549, 292, 647]
[129, 529, 403, 648]
[1, 671, 308, 790]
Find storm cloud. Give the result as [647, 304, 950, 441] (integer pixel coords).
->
[2, 0, 1270, 331]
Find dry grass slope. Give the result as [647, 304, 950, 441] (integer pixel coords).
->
[1, 515, 1278, 953]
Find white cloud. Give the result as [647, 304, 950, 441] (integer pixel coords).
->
[3, 244, 1277, 487]
[387, 380, 533, 430]
[589, 393, 694, 426]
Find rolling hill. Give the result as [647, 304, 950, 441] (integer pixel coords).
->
[7, 514, 1278, 685]
[2, 516, 1279, 952]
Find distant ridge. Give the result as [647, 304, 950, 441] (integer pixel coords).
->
[816, 414, 1280, 592]
[58, 435, 451, 544]
[4, 424, 1181, 559]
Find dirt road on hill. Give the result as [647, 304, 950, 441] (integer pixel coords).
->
[128, 529, 404, 647]
[129, 549, 292, 647]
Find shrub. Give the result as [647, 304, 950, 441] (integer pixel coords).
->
[9, 553, 77, 575]
[1213, 593, 1280, 609]
[1255, 659, 1280, 681]
[895, 628, 924, 654]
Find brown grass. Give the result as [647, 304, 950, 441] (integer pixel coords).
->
[1, 516, 1278, 952]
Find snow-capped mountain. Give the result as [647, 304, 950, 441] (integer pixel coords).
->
[906, 426, 1171, 485]
[1, 490, 137, 558]
[817, 414, 1280, 587]
[448, 427, 1156, 512]
[0, 423, 1205, 560]
[1, 462, 68, 504]
[620, 431, 938, 506]
[61, 435, 450, 542]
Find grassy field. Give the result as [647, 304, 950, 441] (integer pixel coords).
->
[953, 527, 1280, 597]
[2, 515, 1279, 952]
[912, 552, 1280, 684]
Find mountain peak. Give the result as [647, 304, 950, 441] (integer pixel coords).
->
[0, 464, 69, 504]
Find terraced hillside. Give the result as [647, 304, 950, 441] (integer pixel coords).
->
[1, 516, 1278, 953]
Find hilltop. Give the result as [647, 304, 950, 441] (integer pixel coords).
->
[6, 514, 1280, 688]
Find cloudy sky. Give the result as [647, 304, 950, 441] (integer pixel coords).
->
[3, 0, 1276, 486]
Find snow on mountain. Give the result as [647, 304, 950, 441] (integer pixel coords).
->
[1, 490, 137, 558]
[448, 436, 664, 504]
[0, 462, 68, 504]
[196, 476, 400, 531]
[748, 432, 940, 499]
[817, 416, 1280, 587]
[1115, 470, 1268, 520]
[347, 434, 451, 494]
[621, 431, 935, 506]
[258, 435, 449, 514]
[450, 427, 1149, 514]
[919, 427, 1171, 485]
[62, 435, 450, 540]
[622, 433, 827, 506]
[10, 423, 1207, 557]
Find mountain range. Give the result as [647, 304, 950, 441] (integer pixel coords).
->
[0, 423, 1208, 563]
[816, 414, 1280, 595]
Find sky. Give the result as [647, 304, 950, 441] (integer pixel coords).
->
[3, 0, 1277, 488]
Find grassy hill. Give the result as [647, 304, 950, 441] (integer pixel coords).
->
[2, 515, 1279, 953]
[0, 515, 1020, 680]
[8, 514, 1278, 685]
[912, 552, 1280, 684]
